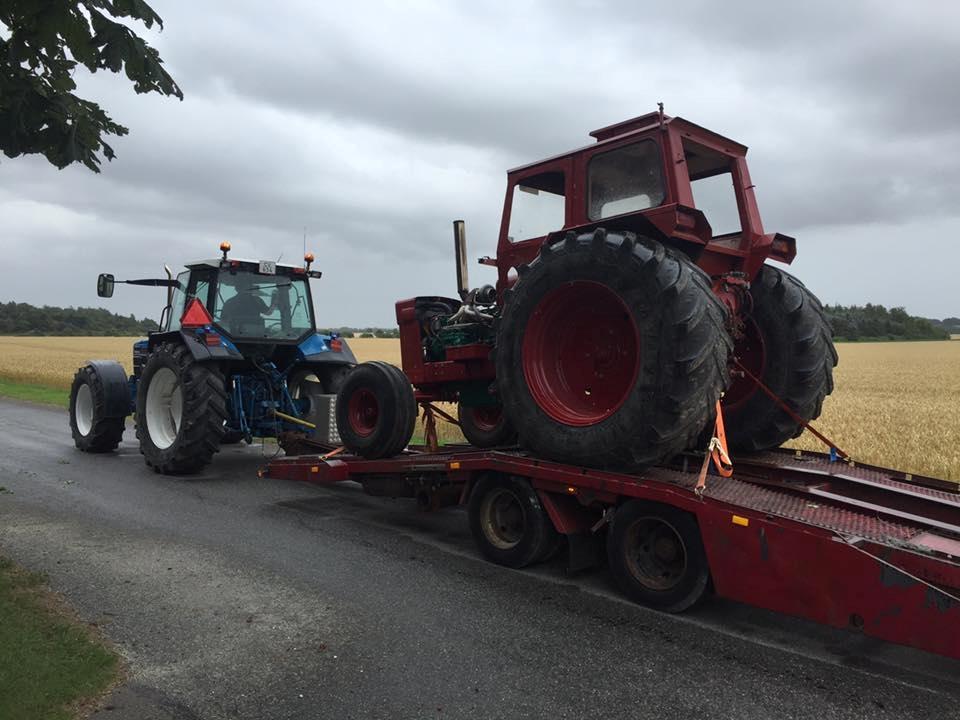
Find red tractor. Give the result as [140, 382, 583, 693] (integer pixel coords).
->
[335, 108, 837, 469]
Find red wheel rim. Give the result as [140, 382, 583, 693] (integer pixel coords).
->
[724, 317, 766, 412]
[522, 281, 640, 426]
[348, 388, 379, 437]
[468, 405, 502, 433]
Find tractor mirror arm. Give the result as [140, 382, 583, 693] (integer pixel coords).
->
[121, 278, 182, 288]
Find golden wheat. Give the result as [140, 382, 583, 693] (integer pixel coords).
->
[1, 336, 958, 479]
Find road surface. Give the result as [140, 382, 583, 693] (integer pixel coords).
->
[1, 398, 958, 719]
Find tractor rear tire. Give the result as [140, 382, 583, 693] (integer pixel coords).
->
[724, 265, 837, 452]
[496, 229, 732, 470]
[335, 362, 416, 459]
[458, 403, 517, 448]
[136, 342, 228, 475]
[69, 364, 126, 453]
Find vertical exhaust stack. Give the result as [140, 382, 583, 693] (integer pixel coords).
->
[453, 220, 469, 300]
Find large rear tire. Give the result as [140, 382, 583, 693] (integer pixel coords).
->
[496, 230, 731, 469]
[69, 364, 126, 453]
[335, 362, 416, 459]
[723, 265, 837, 452]
[136, 342, 228, 474]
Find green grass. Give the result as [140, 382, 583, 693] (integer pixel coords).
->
[0, 556, 120, 720]
[0, 379, 68, 407]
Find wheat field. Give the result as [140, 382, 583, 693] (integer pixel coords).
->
[1, 336, 958, 480]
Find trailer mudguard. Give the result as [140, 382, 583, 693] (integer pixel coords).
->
[85, 360, 132, 418]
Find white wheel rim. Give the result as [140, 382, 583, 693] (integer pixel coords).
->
[146, 367, 183, 450]
[75, 383, 94, 436]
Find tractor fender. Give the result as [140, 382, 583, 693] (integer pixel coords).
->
[147, 330, 244, 363]
[85, 360, 132, 418]
[298, 334, 358, 365]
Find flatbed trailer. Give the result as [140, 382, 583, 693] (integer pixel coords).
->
[263, 443, 960, 661]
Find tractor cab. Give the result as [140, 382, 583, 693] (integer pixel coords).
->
[495, 109, 796, 291]
[165, 255, 320, 344]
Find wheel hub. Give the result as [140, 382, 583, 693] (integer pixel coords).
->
[348, 388, 379, 437]
[145, 367, 183, 450]
[75, 383, 93, 436]
[469, 405, 502, 433]
[521, 281, 640, 426]
[625, 516, 688, 591]
[480, 487, 526, 550]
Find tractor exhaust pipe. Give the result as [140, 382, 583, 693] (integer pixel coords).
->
[453, 220, 469, 300]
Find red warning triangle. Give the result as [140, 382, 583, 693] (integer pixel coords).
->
[181, 297, 214, 328]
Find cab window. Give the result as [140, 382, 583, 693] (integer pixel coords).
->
[683, 138, 742, 237]
[587, 140, 664, 220]
[507, 171, 566, 242]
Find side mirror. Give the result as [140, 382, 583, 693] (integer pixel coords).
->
[97, 273, 115, 298]
[453, 219, 469, 300]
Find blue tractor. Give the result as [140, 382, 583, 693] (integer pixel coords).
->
[68, 243, 356, 474]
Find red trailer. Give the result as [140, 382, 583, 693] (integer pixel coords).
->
[263, 441, 960, 661]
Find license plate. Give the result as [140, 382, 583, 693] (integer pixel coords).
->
[258, 260, 277, 275]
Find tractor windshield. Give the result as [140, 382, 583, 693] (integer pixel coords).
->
[213, 270, 313, 341]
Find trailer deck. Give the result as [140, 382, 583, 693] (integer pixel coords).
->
[263, 443, 960, 661]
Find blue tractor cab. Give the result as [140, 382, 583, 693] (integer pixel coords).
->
[69, 243, 356, 474]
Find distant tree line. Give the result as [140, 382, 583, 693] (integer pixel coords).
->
[825, 304, 950, 341]
[319, 327, 401, 339]
[0, 302, 157, 336]
[2, 301, 951, 342]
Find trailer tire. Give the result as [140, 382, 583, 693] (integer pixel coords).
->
[607, 500, 710, 613]
[335, 362, 416, 459]
[136, 342, 228, 475]
[458, 403, 517, 448]
[496, 230, 731, 470]
[723, 265, 837, 452]
[468, 474, 558, 568]
[69, 364, 127, 453]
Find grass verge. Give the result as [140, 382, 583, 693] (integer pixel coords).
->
[0, 555, 120, 720]
[0, 379, 68, 408]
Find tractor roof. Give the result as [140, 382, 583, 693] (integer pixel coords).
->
[184, 258, 305, 271]
[507, 111, 749, 175]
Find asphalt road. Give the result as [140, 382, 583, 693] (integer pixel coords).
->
[1, 398, 958, 720]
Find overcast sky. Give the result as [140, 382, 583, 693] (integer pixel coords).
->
[3, 0, 959, 326]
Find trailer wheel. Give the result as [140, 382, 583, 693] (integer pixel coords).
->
[69, 364, 127, 453]
[607, 501, 710, 613]
[468, 474, 558, 568]
[458, 403, 517, 448]
[335, 362, 416, 458]
[496, 230, 731, 470]
[136, 342, 228, 474]
[723, 265, 838, 451]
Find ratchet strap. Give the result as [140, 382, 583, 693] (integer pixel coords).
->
[696, 400, 733, 497]
[733, 359, 850, 462]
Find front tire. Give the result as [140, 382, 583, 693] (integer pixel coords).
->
[136, 342, 228, 474]
[496, 230, 731, 469]
[458, 403, 517, 448]
[335, 362, 416, 458]
[69, 364, 126, 453]
[723, 265, 838, 451]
